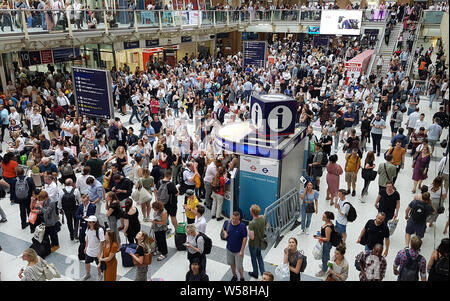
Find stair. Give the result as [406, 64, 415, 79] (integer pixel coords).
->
[378, 23, 403, 76]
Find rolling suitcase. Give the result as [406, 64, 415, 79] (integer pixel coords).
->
[30, 237, 51, 259]
[120, 243, 137, 267]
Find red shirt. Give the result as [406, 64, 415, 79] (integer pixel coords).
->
[2, 160, 18, 178]
[150, 99, 159, 115]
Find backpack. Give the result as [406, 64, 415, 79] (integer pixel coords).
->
[398, 248, 421, 281]
[15, 177, 30, 200]
[320, 151, 328, 167]
[157, 180, 170, 205]
[410, 201, 428, 224]
[61, 188, 77, 211]
[343, 202, 357, 222]
[432, 255, 449, 280]
[328, 225, 343, 247]
[299, 250, 307, 273]
[195, 232, 212, 255]
[95, 225, 106, 241]
[61, 162, 74, 176]
[212, 179, 221, 193]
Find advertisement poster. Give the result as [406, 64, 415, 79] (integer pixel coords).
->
[40, 50, 53, 64]
[243, 41, 267, 70]
[72, 67, 114, 119]
[320, 10, 362, 35]
[239, 155, 279, 220]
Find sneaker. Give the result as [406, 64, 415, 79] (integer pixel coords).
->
[315, 270, 326, 277]
[152, 251, 161, 256]
[51, 245, 60, 253]
[352, 190, 356, 197]
[157, 255, 166, 261]
[230, 275, 238, 281]
[248, 272, 258, 279]
[346, 190, 350, 195]
[81, 274, 91, 281]
[305, 228, 310, 235]
[0, 219, 7, 223]
[216, 217, 224, 222]
[211, 216, 216, 219]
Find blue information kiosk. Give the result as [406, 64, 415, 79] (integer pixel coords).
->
[216, 94, 308, 221]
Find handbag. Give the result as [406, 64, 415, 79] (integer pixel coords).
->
[33, 223, 46, 243]
[362, 168, 377, 181]
[387, 219, 399, 236]
[131, 188, 140, 203]
[138, 183, 153, 204]
[43, 261, 61, 280]
[441, 139, 448, 149]
[437, 188, 445, 214]
[132, 253, 152, 267]
[274, 263, 290, 279]
[28, 211, 38, 225]
[312, 241, 323, 260]
[305, 202, 315, 214]
[220, 220, 231, 241]
[100, 261, 107, 272]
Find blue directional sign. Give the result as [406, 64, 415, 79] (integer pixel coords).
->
[243, 41, 267, 69]
[72, 67, 114, 119]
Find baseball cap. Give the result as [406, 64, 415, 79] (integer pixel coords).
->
[186, 189, 195, 196]
[85, 215, 97, 222]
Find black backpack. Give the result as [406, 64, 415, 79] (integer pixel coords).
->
[195, 232, 212, 255]
[95, 225, 106, 241]
[398, 248, 422, 281]
[411, 201, 428, 224]
[320, 151, 328, 167]
[299, 250, 307, 273]
[61, 188, 77, 212]
[431, 255, 449, 281]
[343, 202, 357, 222]
[328, 225, 343, 247]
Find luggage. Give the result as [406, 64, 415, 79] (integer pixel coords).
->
[30, 237, 51, 259]
[78, 242, 86, 260]
[120, 243, 137, 267]
[175, 232, 187, 251]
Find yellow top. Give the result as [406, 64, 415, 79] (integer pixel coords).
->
[186, 196, 199, 220]
[345, 154, 361, 172]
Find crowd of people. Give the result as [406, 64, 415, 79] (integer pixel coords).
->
[0, 0, 449, 282]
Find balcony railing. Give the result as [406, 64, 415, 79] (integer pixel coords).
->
[0, 8, 387, 38]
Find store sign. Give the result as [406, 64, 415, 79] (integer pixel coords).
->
[40, 50, 53, 64]
[143, 47, 164, 54]
[124, 41, 140, 49]
[243, 41, 267, 69]
[145, 39, 159, 47]
[52, 48, 81, 63]
[364, 29, 379, 35]
[181, 36, 192, 43]
[72, 67, 114, 119]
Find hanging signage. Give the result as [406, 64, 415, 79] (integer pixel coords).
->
[52, 48, 81, 63]
[243, 41, 267, 69]
[124, 41, 140, 49]
[72, 67, 114, 119]
[40, 50, 53, 64]
[142, 47, 164, 54]
[181, 36, 192, 43]
[145, 39, 160, 47]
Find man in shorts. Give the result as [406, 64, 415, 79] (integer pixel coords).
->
[223, 211, 248, 281]
[81, 216, 105, 281]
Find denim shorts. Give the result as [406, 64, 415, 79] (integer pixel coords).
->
[335, 221, 347, 234]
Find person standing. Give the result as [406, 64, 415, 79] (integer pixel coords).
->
[386, 140, 406, 184]
[122, 198, 140, 244]
[405, 192, 435, 247]
[86, 176, 106, 227]
[283, 237, 304, 282]
[14, 166, 36, 230]
[374, 181, 400, 224]
[325, 244, 349, 281]
[150, 201, 168, 261]
[393, 235, 427, 281]
[203, 159, 220, 209]
[344, 148, 361, 196]
[412, 146, 431, 193]
[360, 151, 376, 200]
[427, 118, 443, 155]
[427, 176, 447, 228]
[355, 244, 387, 281]
[325, 155, 343, 206]
[370, 112, 386, 157]
[185, 224, 207, 271]
[81, 216, 105, 281]
[105, 191, 122, 245]
[357, 212, 390, 255]
[314, 211, 335, 278]
[378, 154, 397, 193]
[438, 156, 449, 193]
[99, 230, 119, 281]
[35, 190, 60, 253]
[129, 231, 152, 281]
[299, 181, 319, 235]
[211, 166, 228, 221]
[18, 248, 50, 281]
[334, 189, 350, 244]
[2, 152, 18, 204]
[184, 189, 199, 224]
[223, 211, 248, 281]
[247, 204, 266, 280]
[58, 178, 81, 241]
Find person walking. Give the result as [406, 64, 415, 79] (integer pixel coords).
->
[247, 204, 266, 280]
[18, 248, 52, 281]
[223, 211, 248, 281]
[283, 237, 304, 282]
[386, 140, 406, 184]
[299, 181, 319, 235]
[393, 235, 427, 281]
[58, 178, 81, 241]
[344, 148, 361, 197]
[355, 244, 387, 281]
[405, 192, 435, 247]
[14, 166, 36, 230]
[378, 154, 397, 193]
[360, 151, 376, 200]
[99, 230, 119, 281]
[374, 181, 400, 223]
[357, 212, 390, 255]
[370, 112, 386, 157]
[314, 211, 335, 278]
[412, 146, 431, 193]
[334, 189, 351, 244]
[325, 154, 343, 206]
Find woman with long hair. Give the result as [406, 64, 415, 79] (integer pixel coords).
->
[314, 211, 335, 278]
[129, 231, 153, 281]
[99, 229, 120, 281]
[326, 154, 343, 206]
[325, 244, 349, 281]
[361, 151, 377, 200]
[211, 166, 227, 221]
[283, 237, 304, 282]
[18, 248, 47, 281]
[137, 168, 154, 222]
[412, 145, 431, 193]
[427, 238, 449, 281]
[104, 146, 128, 173]
[122, 198, 140, 244]
[428, 176, 447, 227]
[105, 191, 123, 245]
[151, 201, 168, 261]
[30, 143, 44, 166]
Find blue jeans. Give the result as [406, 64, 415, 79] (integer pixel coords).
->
[380, 111, 387, 121]
[365, 244, 372, 253]
[129, 106, 141, 124]
[407, 107, 415, 116]
[249, 246, 265, 276]
[321, 242, 332, 272]
[429, 94, 436, 108]
[41, 13, 47, 30]
[301, 203, 313, 231]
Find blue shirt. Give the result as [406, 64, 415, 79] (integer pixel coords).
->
[145, 126, 156, 143]
[39, 163, 58, 174]
[88, 180, 104, 202]
[224, 221, 248, 253]
[300, 189, 319, 203]
[0, 109, 9, 125]
[343, 111, 356, 128]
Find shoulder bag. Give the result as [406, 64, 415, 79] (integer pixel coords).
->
[220, 220, 231, 241]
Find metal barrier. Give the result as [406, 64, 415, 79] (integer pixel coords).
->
[263, 188, 301, 249]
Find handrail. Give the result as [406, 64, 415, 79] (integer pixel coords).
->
[366, 21, 387, 76]
[406, 11, 424, 77]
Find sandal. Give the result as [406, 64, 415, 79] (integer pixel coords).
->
[157, 255, 166, 261]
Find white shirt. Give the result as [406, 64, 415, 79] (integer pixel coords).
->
[57, 95, 70, 107]
[194, 215, 207, 234]
[30, 113, 44, 127]
[57, 185, 82, 209]
[54, 147, 74, 166]
[438, 156, 449, 175]
[9, 111, 20, 124]
[336, 198, 350, 226]
[415, 120, 429, 133]
[86, 227, 105, 258]
[44, 182, 59, 204]
[407, 112, 420, 129]
[76, 174, 91, 195]
[61, 121, 74, 137]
